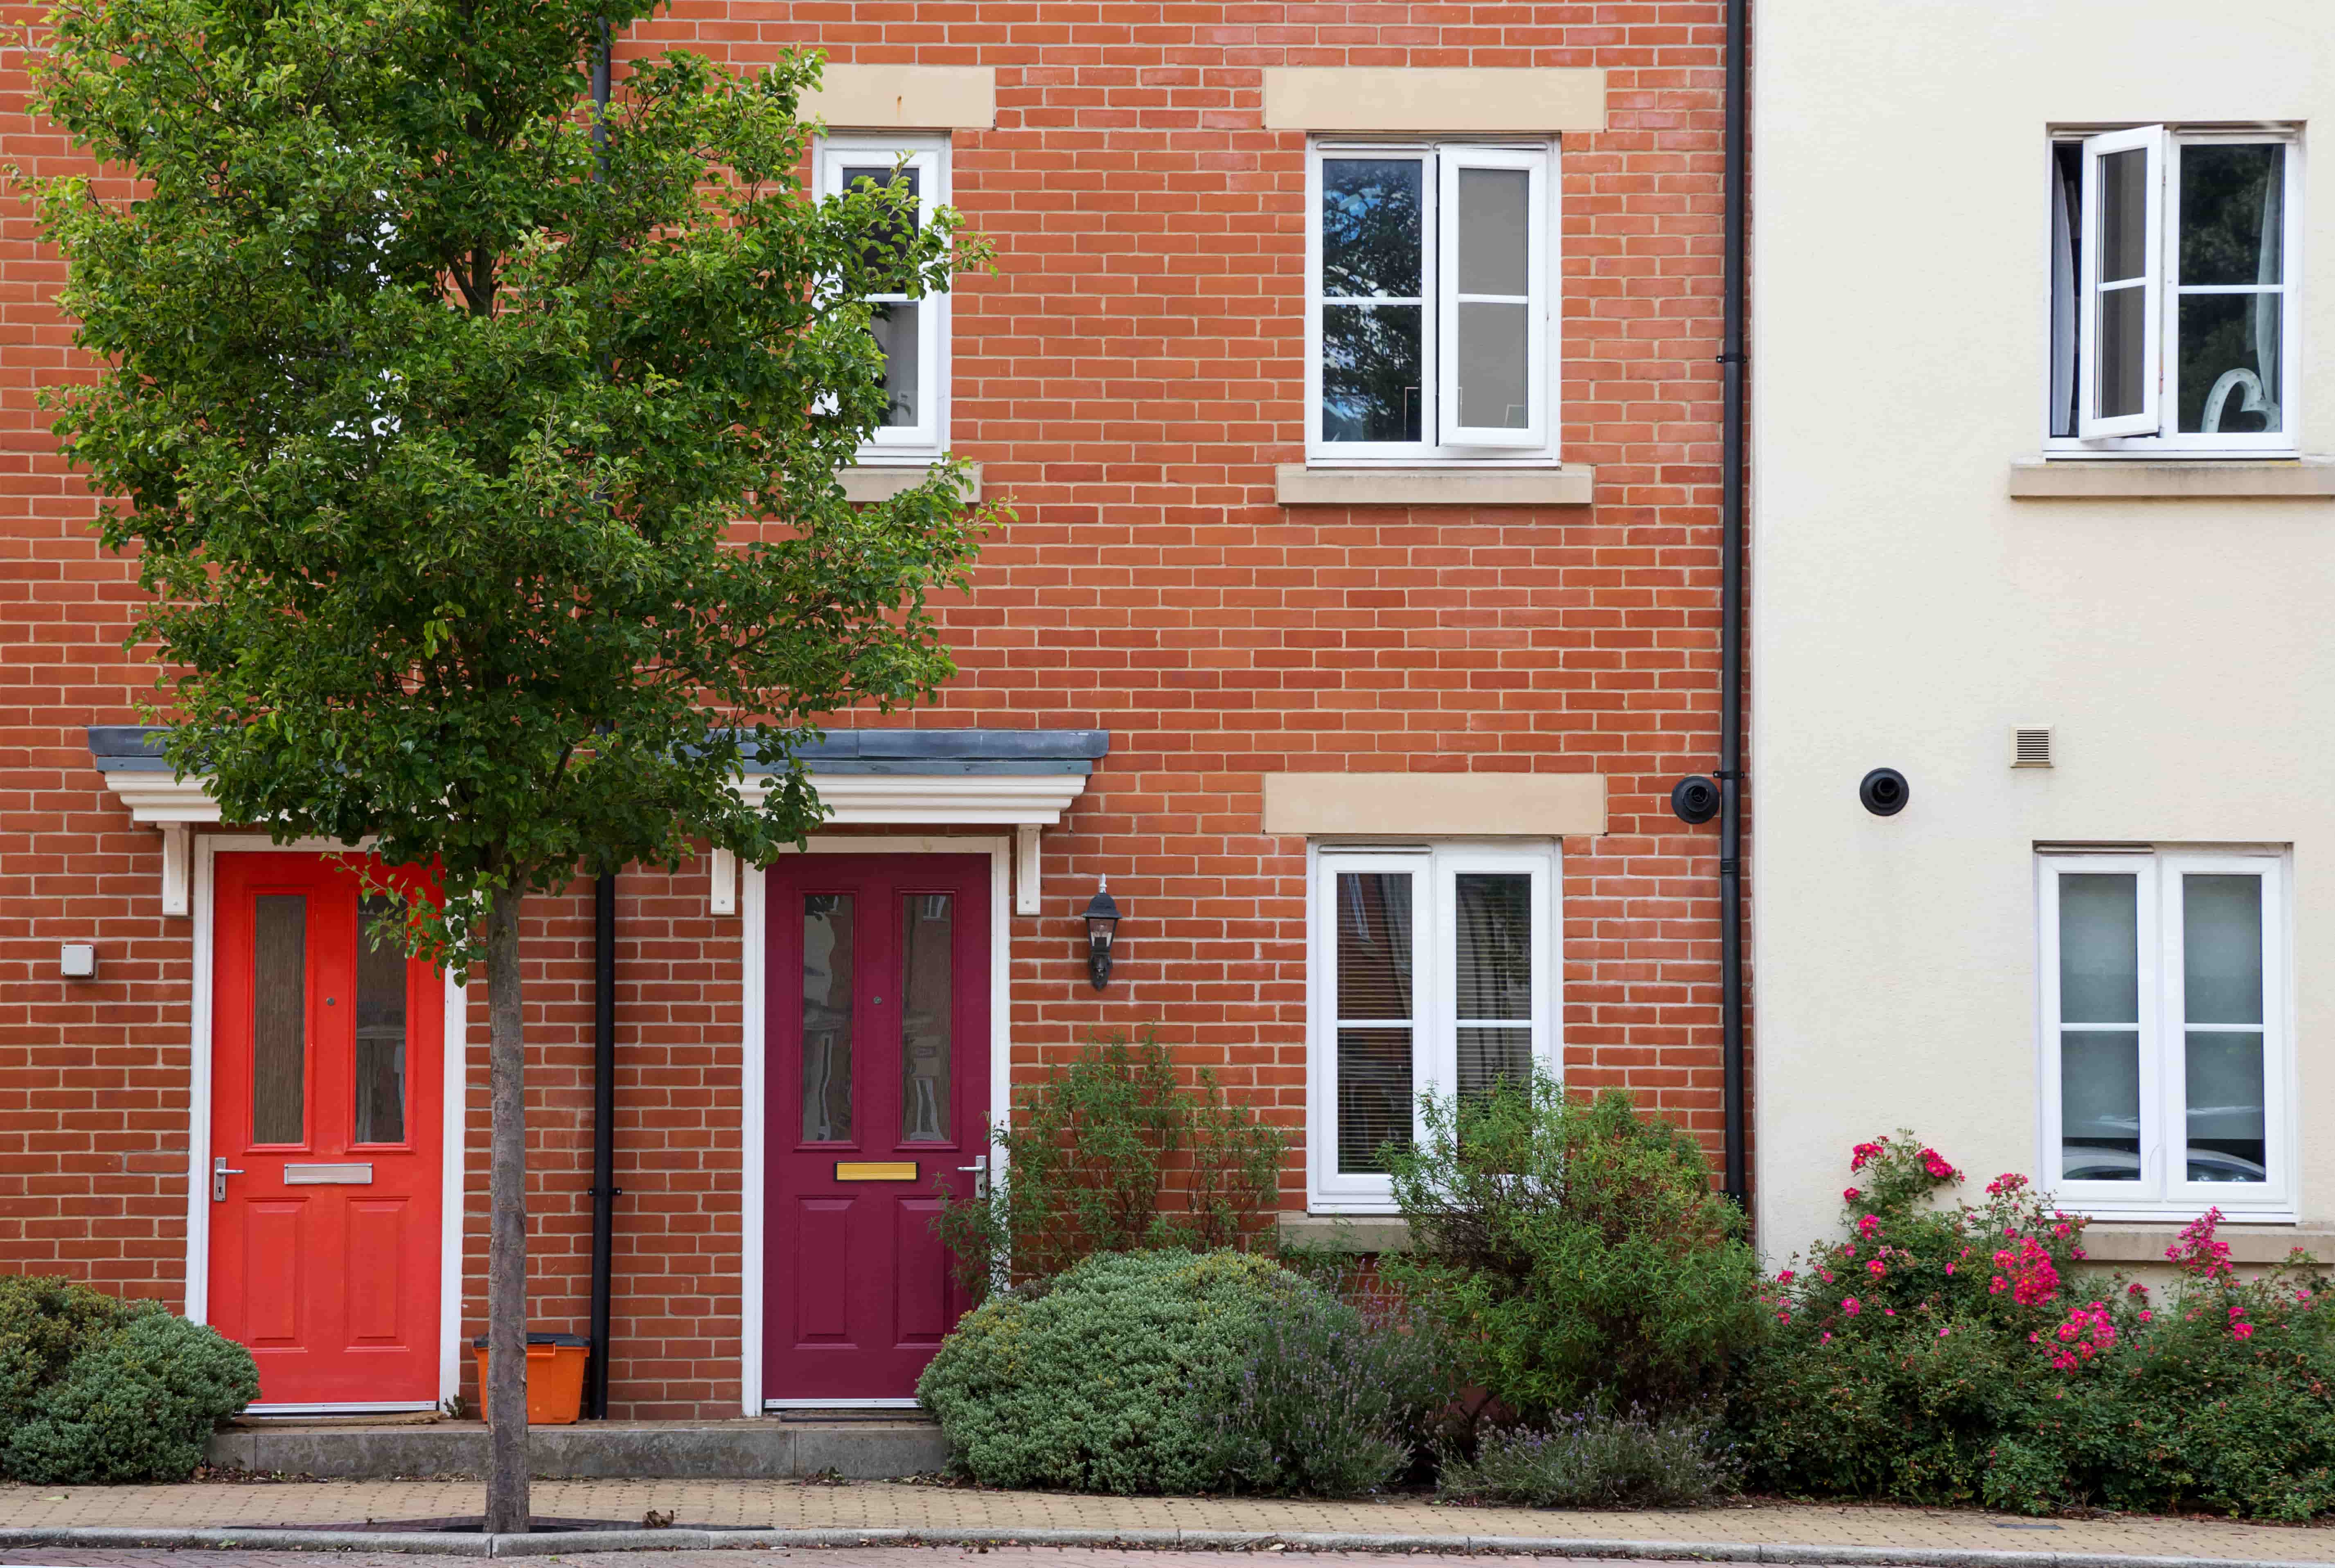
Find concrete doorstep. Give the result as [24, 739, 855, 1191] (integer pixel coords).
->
[5, 1524, 2335, 1567]
[204, 1418, 951, 1481]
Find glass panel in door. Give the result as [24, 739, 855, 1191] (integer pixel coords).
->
[252, 895, 307, 1145]
[900, 893, 954, 1143]
[802, 894, 856, 1142]
[353, 897, 408, 1144]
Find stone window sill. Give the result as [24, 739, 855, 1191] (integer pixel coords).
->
[838, 462, 981, 503]
[2076, 1221, 2330, 1265]
[1276, 464, 1594, 507]
[1276, 1212, 1412, 1253]
[2009, 457, 2335, 499]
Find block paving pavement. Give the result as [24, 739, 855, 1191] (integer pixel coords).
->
[2, 1482, 2331, 1561]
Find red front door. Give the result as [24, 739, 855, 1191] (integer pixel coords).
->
[765, 853, 991, 1403]
[208, 852, 444, 1407]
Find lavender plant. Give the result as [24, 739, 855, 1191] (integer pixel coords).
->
[1207, 1288, 1456, 1496]
[1437, 1408, 1740, 1507]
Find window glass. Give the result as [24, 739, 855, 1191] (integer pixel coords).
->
[252, 895, 307, 1145]
[1321, 158, 1426, 444]
[1334, 871, 1414, 1173]
[2184, 873, 2266, 1183]
[801, 894, 855, 1142]
[2177, 144, 2284, 435]
[1454, 872, 1532, 1099]
[900, 893, 953, 1144]
[353, 897, 408, 1144]
[2058, 874, 2140, 1181]
[842, 163, 923, 430]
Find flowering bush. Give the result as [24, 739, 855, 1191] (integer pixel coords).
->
[1731, 1139, 2335, 1520]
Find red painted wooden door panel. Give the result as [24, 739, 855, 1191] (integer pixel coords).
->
[765, 854, 990, 1402]
[208, 853, 443, 1407]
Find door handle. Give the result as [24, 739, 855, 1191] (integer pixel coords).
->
[211, 1156, 244, 1203]
[956, 1155, 989, 1197]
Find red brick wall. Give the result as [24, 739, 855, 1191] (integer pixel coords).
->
[0, 2, 1734, 1417]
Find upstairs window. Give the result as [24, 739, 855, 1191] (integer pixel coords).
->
[820, 135, 949, 457]
[1306, 141, 1557, 463]
[2049, 127, 2298, 452]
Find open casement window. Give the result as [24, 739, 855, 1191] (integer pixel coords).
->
[1308, 140, 1558, 464]
[2038, 851, 2291, 1217]
[2078, 126, 2166, 438]
[820, 137, 948, 456]
[1309, 843, 1559, 1210]
[2051, 126, 2297, 450]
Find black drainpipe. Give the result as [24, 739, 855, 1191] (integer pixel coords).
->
[588, 871, 618, 1418]
[1717, 0, 1750, 1208]
[586, 16, 620, 1422]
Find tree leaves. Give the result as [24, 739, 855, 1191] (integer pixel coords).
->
[34, 0, 999, 968]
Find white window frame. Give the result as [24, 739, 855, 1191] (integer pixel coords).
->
[1306, 840, 1561, 1212]
[1305, 138, 1561, 467]
[2035, 848, 2294, 1219]
[818, 135, 950, 459]
[2047, 125, 2303, 456]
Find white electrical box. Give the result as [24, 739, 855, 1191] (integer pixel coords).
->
[59, 944, 97, 980]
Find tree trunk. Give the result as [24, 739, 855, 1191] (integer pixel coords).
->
[484, 889, 531, 1533]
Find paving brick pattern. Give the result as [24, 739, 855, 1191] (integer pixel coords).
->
[2, 1484, 2330, 1562]
[0, 0, 1741, 1419]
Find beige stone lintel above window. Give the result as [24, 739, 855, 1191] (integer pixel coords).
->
[2009, 457, 2335, 499]
[1277, 1212, 1412, 1253]
[1275, 464, 1593, 507]
[802, 65, 996, 131]
[1264, 771, 1605, 838]
[1263, 67, 1606, 134]
[2079, 1221, 2330, 1265]
[838, 462, 982, 502]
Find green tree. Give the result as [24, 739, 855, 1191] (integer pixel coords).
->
[30, 0, 993, 1529]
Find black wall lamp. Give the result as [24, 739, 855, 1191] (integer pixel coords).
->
[1082, 879, 1122, 991]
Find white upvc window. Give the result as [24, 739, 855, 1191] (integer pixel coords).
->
[819, 135, 950, 457]
[1307, 842, 1560, 1211]
[2037, 849, 2292, 1217]
[1305, 140, 1558, 464]
[2048, 126, 2301, 453]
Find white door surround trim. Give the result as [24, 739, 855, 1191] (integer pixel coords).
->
[739, 835, 1012, 1417]
[185, 834, 469, 1411]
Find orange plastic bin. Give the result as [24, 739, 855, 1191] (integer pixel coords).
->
[471, 1333, 590, 1425]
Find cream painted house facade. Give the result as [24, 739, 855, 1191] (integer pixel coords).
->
[1752, 0, 2335, 1273]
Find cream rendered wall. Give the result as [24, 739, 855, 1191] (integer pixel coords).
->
[1750, 0, 2335, 1262]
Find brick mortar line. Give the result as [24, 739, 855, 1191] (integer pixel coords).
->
[0, 1526, 2326, 1567]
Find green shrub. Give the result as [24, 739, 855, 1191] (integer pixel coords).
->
[0, 1275, 126, 1430]
[917, 1248, 1309, 1494]
[1382, 1076, 1767, 1419]
[0, 1277, 259, 1484]
[1206, 1286, 1458, 1496]
[1733, 1135, 2335, 1521]
[1438, 1409, 1741, 1507]
[935, 1030, 1286, 1293]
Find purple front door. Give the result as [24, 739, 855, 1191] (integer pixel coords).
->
[764, 854, 991, 1403]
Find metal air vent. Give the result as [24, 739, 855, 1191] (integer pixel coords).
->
[2012, 727, 2053, 769]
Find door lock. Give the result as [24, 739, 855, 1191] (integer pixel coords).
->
[211, 1155, 244, 1202]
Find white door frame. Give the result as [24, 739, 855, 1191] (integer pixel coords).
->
[185, 834, 469, 1413]
[741, 835, 1012, 1415]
